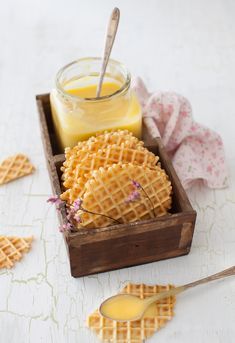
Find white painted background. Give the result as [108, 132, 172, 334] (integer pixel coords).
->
[0, 0, 235, 342]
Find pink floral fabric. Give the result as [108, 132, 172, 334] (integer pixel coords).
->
[133, 78, 228, 189]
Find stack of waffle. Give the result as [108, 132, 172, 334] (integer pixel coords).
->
[87, 283, 176, 343]
[61, 130, 172, 229]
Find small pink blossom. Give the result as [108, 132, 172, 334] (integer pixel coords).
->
[74, 214, 82, 223]
[126, 190, 140, 203]
[73, 198, 83, 211]
[47, 195, 64, 210]
[59, 223, 72, 233]
[47, 195, 63, 205]
[65, 199, 83, 225]
[66, 210, 74, 222]
[132, 180, 141, 189]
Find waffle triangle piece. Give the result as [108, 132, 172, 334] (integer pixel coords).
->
[0, 154, 35, 185]
[0, 236, 33, 269]
[87, 283, 176, 343]
[76, 163, 172, 229]
[61, 144, 158, 204]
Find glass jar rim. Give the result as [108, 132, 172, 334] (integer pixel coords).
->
[55, 57, 131, 102]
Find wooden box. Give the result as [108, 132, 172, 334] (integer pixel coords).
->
[36, 93, 196, 277]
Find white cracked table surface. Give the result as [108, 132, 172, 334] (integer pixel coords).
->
[0, 0, 235, 342]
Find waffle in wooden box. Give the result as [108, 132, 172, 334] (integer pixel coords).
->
[36, 93, 196, 277]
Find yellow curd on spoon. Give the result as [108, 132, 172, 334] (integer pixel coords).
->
[99, 290, 181, 322]
[100, 294, 146, 322]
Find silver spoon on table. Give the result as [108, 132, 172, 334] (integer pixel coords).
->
[99, 266, 235, 322]
[96, 7, 120, 98]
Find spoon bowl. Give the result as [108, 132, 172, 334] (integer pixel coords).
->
[99, 289, 182, 322]
[99, 293, 146, 322]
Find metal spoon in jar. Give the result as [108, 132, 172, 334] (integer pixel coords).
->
[96, 7, 120, 98]
[99, 266, 235, 322]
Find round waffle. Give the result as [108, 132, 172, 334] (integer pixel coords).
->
[76, 163, 172, 229]
[64, 129, 144, 162]
[61, 144, 158, 203]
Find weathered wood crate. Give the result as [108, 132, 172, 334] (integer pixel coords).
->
[36, 93, 196, 277]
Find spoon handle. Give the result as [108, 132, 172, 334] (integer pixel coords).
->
[183, 265, 235, 290]
[96, 7, 120, 98]
[145, 266, 235, 306]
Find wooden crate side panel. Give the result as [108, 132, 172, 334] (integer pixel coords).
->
[70, 248, 189, 277]
[67, 212, 195, 245]
[69, 221, 194, 277]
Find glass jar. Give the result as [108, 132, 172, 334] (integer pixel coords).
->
[50, 57, 142, 150]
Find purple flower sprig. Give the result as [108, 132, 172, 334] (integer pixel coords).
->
[47, 195, 74, 233]
[70, 198, 121, 225]
[126, 180, 156, 217]
[48, 195, 122, 232]
[66, 199, 83, 225]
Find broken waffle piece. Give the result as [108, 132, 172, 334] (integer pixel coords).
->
[0, 235, 33, 269]
[0, 154, 35, 185]
[87, 283, 176, 343]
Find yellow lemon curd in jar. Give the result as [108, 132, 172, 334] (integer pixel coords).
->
[50, 77, 142, 150]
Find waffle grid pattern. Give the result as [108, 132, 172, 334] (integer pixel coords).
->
[87, 283, 176, 343]
[0, 236, 33, 269]
[63, 144, 157, 188]
[61, 144, 158, 204]
[77, 163, 172, 228]
[0, 154, 35, 185]
[60, 176, 88, 202]
[64, 130, 144, 162]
